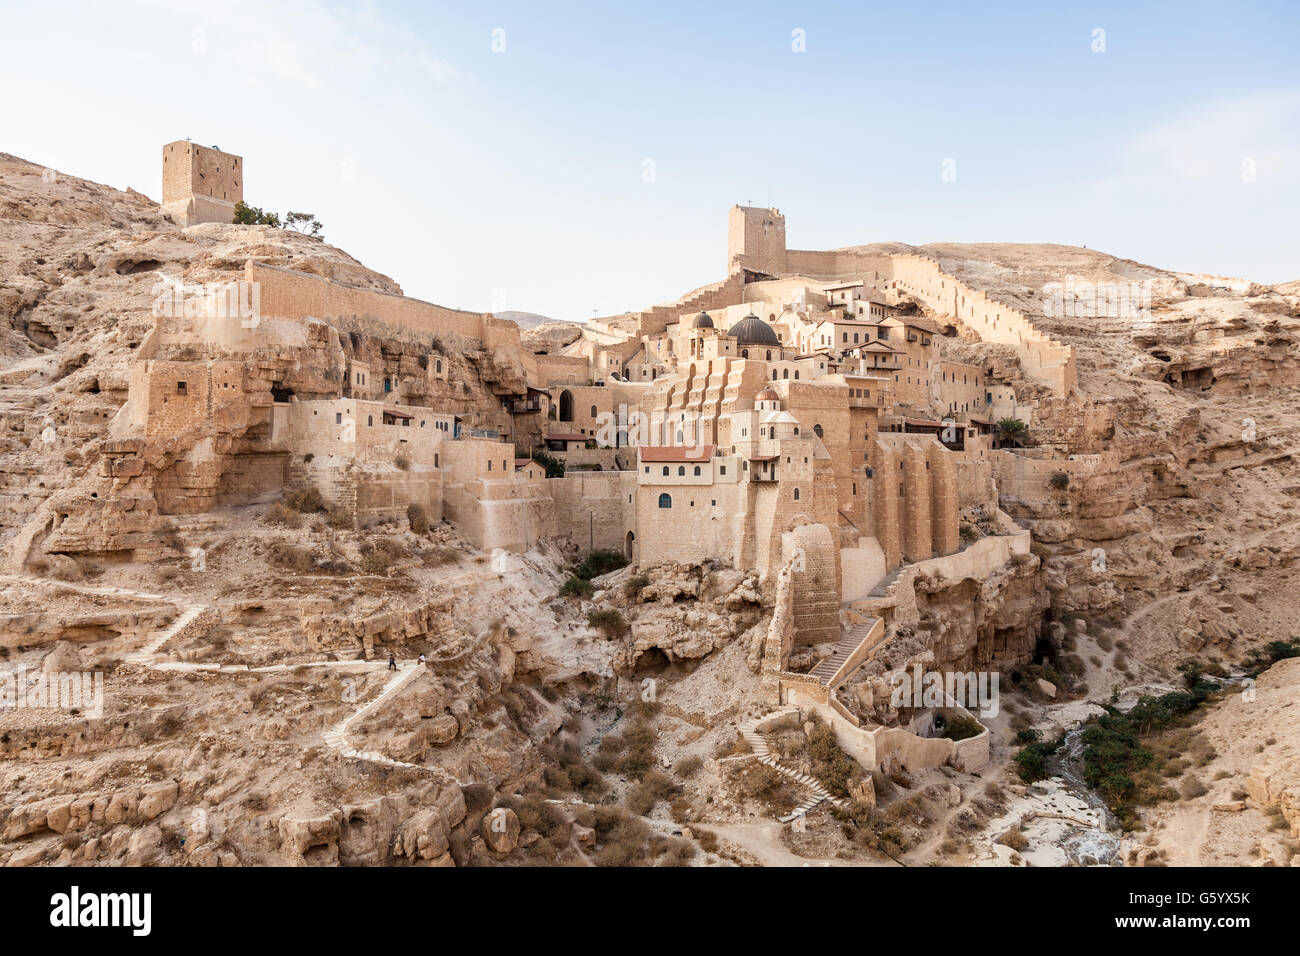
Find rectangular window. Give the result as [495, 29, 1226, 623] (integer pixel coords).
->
[177, 381, 187, 395]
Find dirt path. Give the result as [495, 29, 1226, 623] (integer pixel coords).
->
[705, 821, 883, 867]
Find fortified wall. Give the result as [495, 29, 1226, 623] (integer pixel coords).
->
[723, 207, 1077, 399]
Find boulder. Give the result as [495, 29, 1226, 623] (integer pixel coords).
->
[138, 781, 179, 820]
[426, 713, 459, 745]
[482, 807, 520, 854]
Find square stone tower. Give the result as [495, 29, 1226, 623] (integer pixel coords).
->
[727, 205, 786, 276]
[161, 141, 243, 226]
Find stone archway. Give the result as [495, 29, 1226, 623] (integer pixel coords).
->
[624, 531, 636, 561]
[559, 389, 574, 422]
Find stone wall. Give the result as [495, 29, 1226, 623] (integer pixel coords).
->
[548, 471, 636, 555]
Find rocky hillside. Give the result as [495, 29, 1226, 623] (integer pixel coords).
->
[848, 239, 1300, 679]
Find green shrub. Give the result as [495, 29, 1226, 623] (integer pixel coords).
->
[587, 608, 629, 639]
[530, 450, 565, 479]
[573, 549, 628, 581]
[560, 576, 594, 599]
[1049, 470, 1070, 490]
[806, 718, 864, 799]
[942, 713, 984, 741]
[1014, 734, 1065, 783]
[624, 574, 650, 598]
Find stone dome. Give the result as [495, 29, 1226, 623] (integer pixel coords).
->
[692, 311, 714, 329]
[727, 314, 780, 347]
[756, 386, 780, 404]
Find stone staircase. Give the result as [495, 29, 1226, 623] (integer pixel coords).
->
[737, 709, 846, 823]
[123, 604, 207, 664]
[321, 663, 431, 771]
[865, 568, 902, 600]
[809, 628, 868, 686]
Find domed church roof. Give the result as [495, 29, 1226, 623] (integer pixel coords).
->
[692, 311, 715, 329]
[727, 314, 781, 347]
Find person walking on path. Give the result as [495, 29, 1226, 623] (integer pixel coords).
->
[388, 653, 397, 671]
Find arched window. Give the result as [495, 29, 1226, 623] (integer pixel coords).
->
[693, 465, 701, 476]
[783, 369, 789, 379]
[436, 360, 442, 373]
[367, 415, 373, 426]
[662, 466, 670, 476]
[765, 350, 771, 361]
[678, 466, 686, 476]
[814, 424, 823, 438]
[658, 493, 672, 509]
[793, 488, 800, 500]
[741, 349, 749, 359]
[590, 405, 598, 418]
[559, 390, 574, 422]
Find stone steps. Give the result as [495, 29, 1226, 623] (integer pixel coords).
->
[865, 568, 902, 599]
[122, 604, 206, 663]
[736, 709, 847, 822]
[321, 663, 434, 773]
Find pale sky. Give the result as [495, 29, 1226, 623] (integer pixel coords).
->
[3, 0, 1297, 320]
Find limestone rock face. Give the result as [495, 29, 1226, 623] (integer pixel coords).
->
[481, 806, 520, 854]
[137, 781, 179, 820]
[278, 811, 342, 867]
[40, 640, 86, 674]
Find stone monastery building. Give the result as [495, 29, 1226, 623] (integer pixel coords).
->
[86, 147, 1072, 668]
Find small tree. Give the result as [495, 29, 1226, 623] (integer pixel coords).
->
[284, 210, 324, 238]
[232, 201, 281, 227]
[530, 449, 565, 479]
[997, 417, 1030, 448]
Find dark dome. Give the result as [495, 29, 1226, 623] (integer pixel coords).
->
[727, 314, 780, 347]
[692, 311, 714, 329]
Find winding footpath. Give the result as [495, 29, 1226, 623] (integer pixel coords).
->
[2, 574, 437, 775]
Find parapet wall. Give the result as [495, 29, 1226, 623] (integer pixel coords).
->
[886, 254, 1077, 396]
[247, 261, 495, 347]
[988, 448, 1120, 502]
